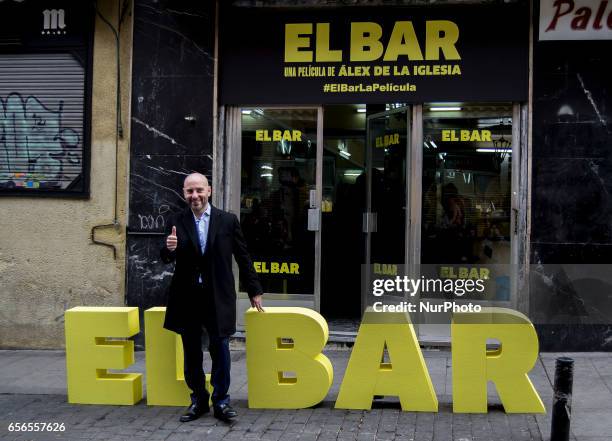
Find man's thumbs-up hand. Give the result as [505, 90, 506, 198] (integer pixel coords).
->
[166, 226, 178, 251]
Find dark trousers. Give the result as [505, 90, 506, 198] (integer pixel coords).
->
[180, 325, 231, 407]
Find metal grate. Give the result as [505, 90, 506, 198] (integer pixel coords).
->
[0, 52, 85, 191]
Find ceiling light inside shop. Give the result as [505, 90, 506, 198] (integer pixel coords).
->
[477, 118, 503, 127]
[557, 104, 575, 117]
[430, 106, 462, 111]
[385, 103, 405, 110]
[477, 148, 512, 153]
[244, 108, 264, 117]
[260, 173, 273, 177]
[260, 165, 273, 170]
[356, 108, 367, 113]
[344, 171, 361, 176]
[337, 140, 351, 159]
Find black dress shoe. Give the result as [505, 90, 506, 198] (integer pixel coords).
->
[179, 402, 210, 422]
[213, 403, 237, 422]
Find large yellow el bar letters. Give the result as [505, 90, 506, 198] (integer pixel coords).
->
[64, 306, 544, 413]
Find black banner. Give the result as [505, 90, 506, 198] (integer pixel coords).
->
[219, 3, 529, 104]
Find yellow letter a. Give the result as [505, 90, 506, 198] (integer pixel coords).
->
[245, 307, 333, 408]
[335, 308, 438, 411]
[452, 307, 546, 413]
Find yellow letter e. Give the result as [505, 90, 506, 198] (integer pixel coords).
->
[65, 307, 142, 405]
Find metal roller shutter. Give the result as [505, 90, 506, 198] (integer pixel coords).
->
[0, 52, 85, 191]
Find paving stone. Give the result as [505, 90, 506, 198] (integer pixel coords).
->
[260, 429, 285, 441]
[276, 433, 301, 441]
[413, 431, 434, 441]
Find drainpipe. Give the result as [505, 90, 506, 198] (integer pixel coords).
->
[90, 0, 130, 259]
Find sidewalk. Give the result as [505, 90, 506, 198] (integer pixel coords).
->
[1, 349, 611, 441]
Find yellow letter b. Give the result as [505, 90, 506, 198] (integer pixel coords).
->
[245, 307, 333, 408]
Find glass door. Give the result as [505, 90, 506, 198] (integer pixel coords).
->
[364, 107, 411, 313]
[234, 107, 322, 326]
[417, 103, 517, 342]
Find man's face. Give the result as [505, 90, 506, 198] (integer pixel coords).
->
[183, 174, 211, 213]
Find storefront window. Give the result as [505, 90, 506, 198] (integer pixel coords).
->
[240, 108, 317, 295]
[421, 103, 513, 267]
[419, 103, 514, 306]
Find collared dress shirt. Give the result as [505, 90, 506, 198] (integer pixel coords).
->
[193, 203, 211, 284]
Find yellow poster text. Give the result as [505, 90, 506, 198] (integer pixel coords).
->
[373, 263, 398, 275]
[256, 130, 302, 142]
[439, 267, 490, 280]
[254, 261, 300, 275]
[285, 21, 461, 63]
[375, 134, 400, 148]
[441, 130, 492, 142]
[283, 64, 461, 78]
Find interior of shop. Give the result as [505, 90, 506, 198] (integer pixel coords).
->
[239, 103, 513, 323]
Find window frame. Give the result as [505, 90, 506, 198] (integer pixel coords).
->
[0, 8, 94, 198]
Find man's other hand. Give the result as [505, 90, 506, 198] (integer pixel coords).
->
[166, 226, 178, 251]
[250, 294, 264, 312]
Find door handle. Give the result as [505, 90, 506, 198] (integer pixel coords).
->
[309, 189, 317, 208]
[308, 208, 320, 231]
[362, 213, 378, 233]
[513, 208, 519, 235]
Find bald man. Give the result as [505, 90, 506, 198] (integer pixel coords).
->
[161, 173, 263, 423]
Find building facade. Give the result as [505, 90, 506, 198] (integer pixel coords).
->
[0, 0, 132, 348]
[1, 0, 611, 351]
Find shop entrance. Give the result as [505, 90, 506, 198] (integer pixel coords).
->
[319, 106, 411, 324]
[232, 108, 322, 329]
[231, 105, 412, 327]
[364, 107, 411, 312]
[230, 103, 519, 340]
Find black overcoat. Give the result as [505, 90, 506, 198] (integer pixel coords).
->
[160, 205, 262, 336]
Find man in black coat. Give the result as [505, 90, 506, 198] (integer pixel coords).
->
[161, 172, 263, 422]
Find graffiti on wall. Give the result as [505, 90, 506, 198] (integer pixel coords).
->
[0, 92, 81, 190]
[137, 204, 170, 231]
